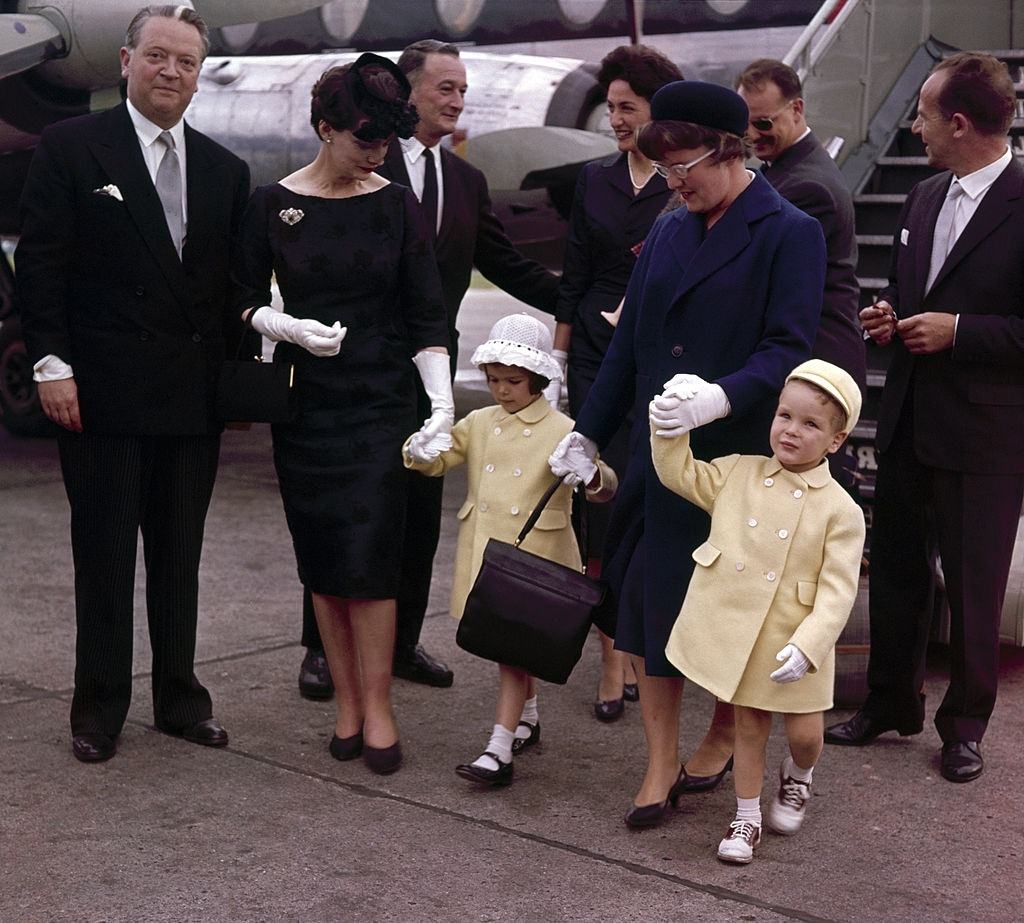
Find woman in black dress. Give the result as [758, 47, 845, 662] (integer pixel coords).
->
[236, 55, 451, 775]
[552, 45, 682, 721]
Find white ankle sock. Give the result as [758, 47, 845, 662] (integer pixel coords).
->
[515, 697, 539, 740]
[471, 724, 514, 770]
[735, 796, 762, 826]
[784, 755, 814, 784]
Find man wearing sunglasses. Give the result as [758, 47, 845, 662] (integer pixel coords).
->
[736, 60, 866, 430]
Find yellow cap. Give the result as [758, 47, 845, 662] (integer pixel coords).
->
[785, 359, 862, 432]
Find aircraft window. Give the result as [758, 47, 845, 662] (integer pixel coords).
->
[217, 23, 258, 54]
[557, 0, 606, 26]
[435, 0, 485, 35]
[321, 0, 370, 43]
[705, 0, 752, 16]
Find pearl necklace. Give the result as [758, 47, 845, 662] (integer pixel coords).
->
[628, 156, 654, 192]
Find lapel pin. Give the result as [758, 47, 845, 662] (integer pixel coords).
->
[279, 208, 304, 226]
[93, 184, 123, 202]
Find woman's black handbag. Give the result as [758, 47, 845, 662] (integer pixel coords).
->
[456, 477, 606, 685]
[215, 333, 295, 425]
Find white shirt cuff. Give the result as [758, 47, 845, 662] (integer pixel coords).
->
[33, 354, 74, 382]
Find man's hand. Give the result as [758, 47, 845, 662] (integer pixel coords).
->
[896, 312, 955, 355]
[38, 378, 82, 432]
[859, 299, 897, 346]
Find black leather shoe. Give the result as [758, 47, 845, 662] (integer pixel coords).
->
[329, 730, 364, 761]
[298, 648, 334, 700]
[824, 710, 922, 746]
[393, 645, 454, 688]
[940, 740, 983, 783]
[511, 721, 540, 754]
[363, 741, 403, 775]
[624, 765, 685, 829]
[671, 755, 734, 796]
[623, 683, 640, 703]
[594, 697, 625, 722]
[455, 752, 513, 786]
[158, 717, 228, 747]
[72, 733, 115, 763]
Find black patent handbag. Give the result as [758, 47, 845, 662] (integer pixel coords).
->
[456, 477, 606, 685]
[215, 331, 295, 425]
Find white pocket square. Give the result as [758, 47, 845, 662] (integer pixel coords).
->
[900, 228, 909, 245]
[93, 184, 123, 202]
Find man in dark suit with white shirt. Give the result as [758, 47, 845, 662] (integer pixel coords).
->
[825, 53, 1024, 783]
[296, 39, 560, 694]
[16, 5, 250, 762]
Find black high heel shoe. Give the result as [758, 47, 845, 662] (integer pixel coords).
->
[671, 755, 734, 796]
[623, 765, 685, 829]
[623, 683, 640, 703]
[329, 729, 364, 761]
[363, 741, 402, 775]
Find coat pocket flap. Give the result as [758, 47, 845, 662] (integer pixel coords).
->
[457, 500, 475, 520]
[691, 541, 721, 567]
[797, 581, 817, 606]
[534, 509, 568, 530]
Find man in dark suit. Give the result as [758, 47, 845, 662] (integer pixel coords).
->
[825, 53, 1024, 783]
[736, 60, 866, 401]
[16, 6, 250, 762]
[295, 38, 560, 694]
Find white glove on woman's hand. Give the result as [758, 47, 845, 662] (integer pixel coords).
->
[412, 350, 455, 454]
[249, 306, 346, 357]
[406, 432, 442, 464]
[548, 431, 598, 486]
[543, 349, 568, 410]
[770, 644, 810, 684]
[649, 376, 730, 437]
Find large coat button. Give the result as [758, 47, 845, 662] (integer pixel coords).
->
[764, 477, 774, 487]
[480, 502, 489, 512]
[493, 427, 502, 435]
[766, 571, 777, 582]
[510, 506, 520, 515]
[735, 562, 745, 571]
[778, 528, 789, 539]
[747, 518, 757, 527]
[793, 488, 803, 498]
[485, 464, 495, 472]
[671, 345, 683, 357]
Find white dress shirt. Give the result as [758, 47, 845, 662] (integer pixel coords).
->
[399, 136, 444, 235]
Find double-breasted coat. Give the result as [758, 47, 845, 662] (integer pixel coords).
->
[574, 171, 826, 674]
[405, 398, 615, 620]
[652, 428, 865, 712]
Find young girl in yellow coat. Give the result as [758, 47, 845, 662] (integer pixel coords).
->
[405, 314, 616, 786]
[649, 360, 865, 864]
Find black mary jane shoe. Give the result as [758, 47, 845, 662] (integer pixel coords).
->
[363, 741, 403, 775]
[670, 755, 734, 796]
[328, 730, 364, 761]
[455, 752, 514, 786]
[594, 697, 625, 722]
[624, 766, 686, 829]
[623, 683, 640, 703]
[511, 721, 540, 754]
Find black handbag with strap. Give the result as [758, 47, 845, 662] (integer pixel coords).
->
[456, 476, 606, 685]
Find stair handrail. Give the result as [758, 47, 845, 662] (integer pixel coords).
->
[784, 0, 864, 80]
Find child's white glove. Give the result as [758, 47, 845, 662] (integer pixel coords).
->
[249, 306, 346, 357]
[649, 374, 730, 437]
[548, 431, 597, 486]
[770, 644, 810, 684]
[543, 348, 568, 410]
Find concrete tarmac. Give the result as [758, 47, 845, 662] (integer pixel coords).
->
[2, 288, 1022, 922]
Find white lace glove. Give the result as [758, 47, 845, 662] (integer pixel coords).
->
[548, 431, 597, 486]
[649, 375, 730, 438]
[249, 306, 346, 358]
[770, 644, 810, 684]
[543, 349, 568, 410]
[411, 349, 455, 456]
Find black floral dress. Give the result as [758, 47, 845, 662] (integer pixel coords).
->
[237, 183, 448, 597]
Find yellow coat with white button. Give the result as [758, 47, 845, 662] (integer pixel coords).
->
[651, 426, 865, 713]
[405, 397, 616, 620]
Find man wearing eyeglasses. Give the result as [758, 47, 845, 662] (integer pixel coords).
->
[735, 60, 866, 420]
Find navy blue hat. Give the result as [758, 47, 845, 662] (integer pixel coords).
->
[650, 80, 748, 136]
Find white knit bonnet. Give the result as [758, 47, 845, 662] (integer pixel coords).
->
[470, 313, 562, 382]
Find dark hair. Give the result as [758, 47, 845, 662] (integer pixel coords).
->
[397, 39, 462, 86]
[597, 44, 683, 100]
[933, 52, 1015, 136]
[125, 4, 209, 58]
[735, 58, 802, 100]
[636, 120, 750, 164]
[481, 364, 550, 396]
[310, 54, 418, 141]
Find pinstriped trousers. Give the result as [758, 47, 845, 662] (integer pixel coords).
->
[57, 431, 220, 737]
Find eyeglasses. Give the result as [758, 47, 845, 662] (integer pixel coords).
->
[749, 99, 796, 133]
[652, 148, 715, 180]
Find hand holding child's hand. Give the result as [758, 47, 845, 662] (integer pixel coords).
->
[650, 375, 730, 438]
[406, 431, 450, 463]
[770, 644, 810, 684]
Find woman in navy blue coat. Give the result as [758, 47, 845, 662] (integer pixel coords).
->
[550, 82, 826, 827]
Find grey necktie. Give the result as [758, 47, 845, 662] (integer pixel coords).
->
[155, 131, 183, 257]
[925, 179, 965, 293]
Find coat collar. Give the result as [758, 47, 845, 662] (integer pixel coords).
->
[497, 396, 552, 426]
[601, 151, 670, 203]
[763, 130, 819, 175]
[761, 455, 833, 489]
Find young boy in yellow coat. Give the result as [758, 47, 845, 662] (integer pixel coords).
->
[649, 359, 864, 864]
[405, 314, 615, 786]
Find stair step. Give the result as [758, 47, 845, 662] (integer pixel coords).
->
[856, 234, 893, 246]
[853, 194, 905, 204]
[974, 50, 1024, 65]
[857, 276, 888, 291]
[875, 156, 930, 167]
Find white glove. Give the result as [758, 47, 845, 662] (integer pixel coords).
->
[649, 375, 730, 438]
[249, 306, 346, 358]
[412, 349, 455, 455]
[770, 644, 810, 684]
[405, 435, 441, 464]
[548, 431, 597, 486]
[543, 349, 568, 410]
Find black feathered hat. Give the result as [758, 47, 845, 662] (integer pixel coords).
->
[345, 52, 419, 141]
